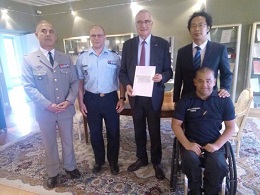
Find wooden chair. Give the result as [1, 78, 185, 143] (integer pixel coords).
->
[222, 88, 253, 157]
[232, 88, 253, 157]
[73, 98, 89, 143]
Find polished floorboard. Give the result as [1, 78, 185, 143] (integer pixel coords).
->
[0, 184, 38, 195]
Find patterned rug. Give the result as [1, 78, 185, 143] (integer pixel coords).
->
[0, 116, 259, 195]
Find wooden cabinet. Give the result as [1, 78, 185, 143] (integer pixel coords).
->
[247, 22, 260, 110]
[63, 33, 135, 64]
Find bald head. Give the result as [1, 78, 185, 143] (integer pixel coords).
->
[36, 20, 55, 33]
[35, 20, 57, 51]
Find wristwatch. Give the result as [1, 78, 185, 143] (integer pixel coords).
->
[120, 97, 126, 101]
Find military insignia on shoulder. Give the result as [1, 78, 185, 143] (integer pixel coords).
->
[109, 49, 119, 55]
[79, 50, 87, 56]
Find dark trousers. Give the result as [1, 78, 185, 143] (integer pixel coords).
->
[181, 146, 228, 194]
[84, 91, 120, 165]
[131, 96, 162, 165]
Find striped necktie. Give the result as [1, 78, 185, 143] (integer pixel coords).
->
[193, 46, 201, 69]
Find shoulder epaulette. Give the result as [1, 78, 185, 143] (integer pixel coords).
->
[79, 50, 87, 56]
[109, 49, 119, 55]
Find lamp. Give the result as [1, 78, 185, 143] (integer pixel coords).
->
[36, 10, 42, 15]
[1, 9, 8, 19]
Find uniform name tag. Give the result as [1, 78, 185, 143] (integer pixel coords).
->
[108, 60, 117, 65]
[187, 107, 201, 112]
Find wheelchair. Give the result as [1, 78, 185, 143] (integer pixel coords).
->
[170, 137, 237, 195]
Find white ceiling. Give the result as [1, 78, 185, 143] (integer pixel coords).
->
[11, 0, 81, 7]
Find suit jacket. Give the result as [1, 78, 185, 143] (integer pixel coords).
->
[173, 41, 232, 102]
[119, 35, 173, 111]
[22, 49, 78, 122]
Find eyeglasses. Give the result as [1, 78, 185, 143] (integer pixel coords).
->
[136, 20, 153, 27]
[191, 23, 207, 29]
[90, 34, 104, 38]
[41, 29, 55, 34]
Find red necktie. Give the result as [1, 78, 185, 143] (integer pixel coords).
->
[139, 41, 146, 66]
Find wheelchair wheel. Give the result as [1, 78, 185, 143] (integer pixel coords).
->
[170, 137, 181, 191]
[224, 142, 237, 195]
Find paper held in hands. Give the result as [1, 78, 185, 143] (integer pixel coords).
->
[133, 66, 155, 97]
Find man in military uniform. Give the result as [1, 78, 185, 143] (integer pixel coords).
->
[22, 20, 80, 188]
[76, 25, 125, 175]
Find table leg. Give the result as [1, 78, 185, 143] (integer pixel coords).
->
[83, 116, 89, 144]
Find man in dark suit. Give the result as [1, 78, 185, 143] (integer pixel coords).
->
[119, 9, 173, 180]
[173, 10, 232, 103]
[22, 20, 80, 188]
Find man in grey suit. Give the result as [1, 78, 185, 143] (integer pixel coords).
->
[119, 9, 173, 180]
[173, 10, 233, 103]
[22, 20, 80, 188]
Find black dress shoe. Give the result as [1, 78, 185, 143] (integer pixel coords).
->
[110, 164, 119, 175]
[127, 159, 148, 172]
[153, 164, 165, 180]
[47, 174, 58, 188]
[188, 188, 202, 195]
[92, 163, 103, 174]
[65, 169, 81, 179]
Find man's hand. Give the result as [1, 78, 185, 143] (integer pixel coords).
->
[218, 89, 230, 98]
[126, 85, 135, 96]
[152, 73, 162, 83]
[185, 142, 202, 156]
[202, 143, 219, 153]
[79, 103, 88, 117]
[56, 100, 71, 109]
[47, 103, 66, 113]
[116, 99, 125, 113]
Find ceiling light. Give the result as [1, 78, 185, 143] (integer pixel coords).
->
[1, 9, 8, 19]
[36, 10, 42, 15]
[1, 9, 8, 14]
[71, 10, 76, 16]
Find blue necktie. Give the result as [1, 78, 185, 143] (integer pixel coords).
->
[193, 46, 201, 69]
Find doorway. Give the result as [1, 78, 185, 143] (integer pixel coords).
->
[0, 33, 38, 133]
[0, 33, 39, 111]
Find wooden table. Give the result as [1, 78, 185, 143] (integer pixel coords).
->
[83, 90, 175, 144]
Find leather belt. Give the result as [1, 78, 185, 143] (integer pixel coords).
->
[85, 91, 116, 97]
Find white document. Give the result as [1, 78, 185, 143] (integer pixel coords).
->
[220, 29, 232, 43]
[133, 66, 156, 97]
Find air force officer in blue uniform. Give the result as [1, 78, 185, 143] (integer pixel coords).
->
[76, 25, 125, 175]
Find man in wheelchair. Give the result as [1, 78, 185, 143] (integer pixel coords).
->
[172, 67, 236, 195]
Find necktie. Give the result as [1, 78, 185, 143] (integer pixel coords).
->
[139, 41, 146, 66]
[193, 46, 201, 69]
[48, 51, 54, 66]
